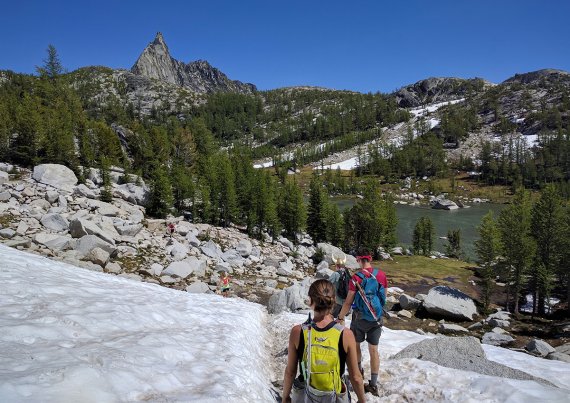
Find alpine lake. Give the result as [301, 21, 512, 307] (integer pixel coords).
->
[332, 197, 506, 260]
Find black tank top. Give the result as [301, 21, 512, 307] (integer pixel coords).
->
[296, 321, 347, 382]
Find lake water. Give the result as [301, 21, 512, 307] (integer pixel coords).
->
[333, 198, 505, 260]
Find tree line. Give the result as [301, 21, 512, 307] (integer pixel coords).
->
[475, 186, 570, 316]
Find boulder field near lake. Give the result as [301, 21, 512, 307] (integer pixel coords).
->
[1, 161, 570, 401]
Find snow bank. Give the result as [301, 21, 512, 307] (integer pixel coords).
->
[0, 245, 274, 402]
[409, 98, 465, 117]
[271, 313, 570, 402]
[253, 160, 273, 169]
[314, 156, 359, 171]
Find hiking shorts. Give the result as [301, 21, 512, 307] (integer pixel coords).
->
[350, 311, 382, 345]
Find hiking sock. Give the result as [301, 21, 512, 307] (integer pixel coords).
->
[370, 373, 378, 386]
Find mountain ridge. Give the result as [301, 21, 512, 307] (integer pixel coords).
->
[131, 32, 256, 95]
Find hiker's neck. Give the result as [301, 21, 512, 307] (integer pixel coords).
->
[313, 311, 331, 323]
[362, 263, 372, 270]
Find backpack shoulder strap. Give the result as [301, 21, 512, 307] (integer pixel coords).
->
[355, 271, 366, 280]
[372, 268, 379, 278]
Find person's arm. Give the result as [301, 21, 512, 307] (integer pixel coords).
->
[282, 325, 301, 402]
[337, 290, 356, 322]
[343, 329, 366, 402]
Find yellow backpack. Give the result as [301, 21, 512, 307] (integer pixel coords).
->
[301, 322, 344, 394]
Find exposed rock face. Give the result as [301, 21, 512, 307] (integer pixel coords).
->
[268, 278, 312, 314]
[393, 77, 490, 108]
[482, 332, 514, 346]
[423, 285, 477, 321]
[525, 339, 555, 357]
[131, 32, 256, 95]
[392, 336, 553, 386]
[316, 243, 359, 269]
[432, 198, 459, 210]
[32, 164, 77, 192]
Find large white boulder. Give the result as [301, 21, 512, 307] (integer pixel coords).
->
[316, 243, 359, 269]
[186, 281, 211, 294]
[40, 213, 69, 232]
[74, 184, 98, 199]
[399, 294, 422, 310]
[268, 278, 312, 314]
[0, 171, 9, 185]
[423, 285, 477, 321]
[525, 339, 555, 357]
[482, 332, 514, 346]
[113, 183, 149, 205]
[201, 240, 222, 259]
[75, 235, 116, 256]
[32, 164, 78, 192]
[163, 257, 207, 279]
[34, 233, 73, 251]
[277, 259, 295, 276]
[432, 198, 459, 210]
[236, 240, 253, 257]
[69, 218, 116, 245]
[85, 247, 110, 267]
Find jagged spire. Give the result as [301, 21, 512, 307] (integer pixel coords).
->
[130, 32, 256, 94]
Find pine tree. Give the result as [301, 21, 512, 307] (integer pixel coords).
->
[413, 217, 434, 256]
[307, 174, 328, 243]
[531, 185, 564, 315]
[475, 212, 501, 312]
[214, 153, 237, 227]
[147, 165, 174, 218]
[446, 229, 462, 259]
[99, 157, 113, 203]
[497, 188, 535, 314]
[382, 195, 398, 249]
[325, 203, 343, 246]
[36, 44, 64, 79]
[278, 179, 306, 241]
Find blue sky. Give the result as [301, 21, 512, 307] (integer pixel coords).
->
[1, 1, 569, 92]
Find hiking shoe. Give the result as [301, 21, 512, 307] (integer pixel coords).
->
[364, 382, 379, 396]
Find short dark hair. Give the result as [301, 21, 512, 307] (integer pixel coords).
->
[357, 247, 372, 262]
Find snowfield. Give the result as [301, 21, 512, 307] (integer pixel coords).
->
[2, 245, 570, 402]
[0, 245, 274, 402]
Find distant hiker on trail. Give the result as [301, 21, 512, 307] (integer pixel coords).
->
[282, 279, 366, 403]
[336, 248, 387, 397]
[329, 252, 350, 318]
[219, 272, 231, 297]
[167, 222, 175, 238]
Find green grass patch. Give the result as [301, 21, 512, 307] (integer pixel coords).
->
[377, 255, 475, 295]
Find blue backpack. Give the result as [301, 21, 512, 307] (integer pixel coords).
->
[354, 269, 386, 322]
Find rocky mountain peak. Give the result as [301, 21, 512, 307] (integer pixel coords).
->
[130, 32, 255, 94]
[394, 77, 489, 108]
[503, 69, 570, 85]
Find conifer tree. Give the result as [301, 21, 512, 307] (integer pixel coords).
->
[147, 165, 174, 218]
[278, 179, 306, 241]
[498, 188, 535, 314]
[307, 174, 328, 243]
[99, 157, 113, 203]
[214, 153, 237, 227]
[413, 217, 434, 256]
[325, 203, 343, 247]
[531, 185, 564, 315]
[36, 44, 64, 79]
[475, 212, 501, 312]
[446, 229, 462, 259]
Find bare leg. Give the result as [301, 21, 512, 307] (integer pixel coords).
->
[368, 343, 379, 376]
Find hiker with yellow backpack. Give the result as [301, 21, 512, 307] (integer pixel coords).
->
[282, 279, 367, 403]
